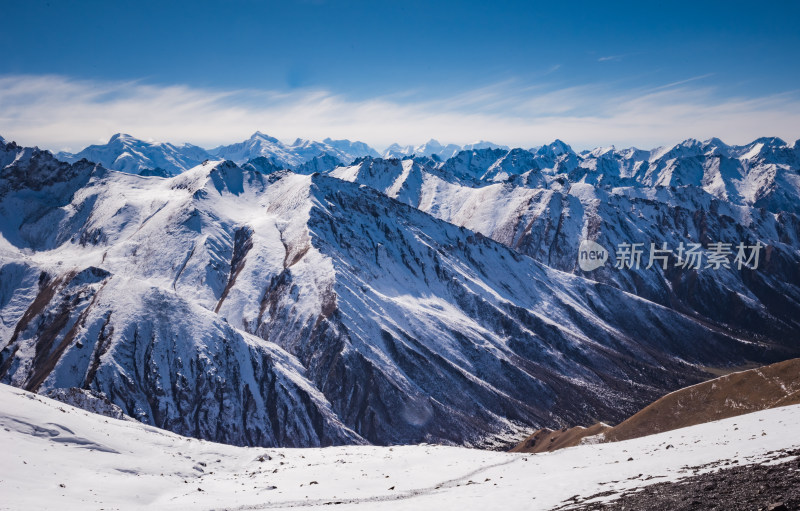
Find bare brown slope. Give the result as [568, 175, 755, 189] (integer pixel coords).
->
[509, 422, 610, 453]
[512, 358, 800, 453]
[606, 357, 800, 442]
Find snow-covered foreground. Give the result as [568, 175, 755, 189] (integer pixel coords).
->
[1, 383, 799, 510]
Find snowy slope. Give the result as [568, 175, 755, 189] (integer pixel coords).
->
[2, 382, 799, 510]
[3, 139, 794, 448]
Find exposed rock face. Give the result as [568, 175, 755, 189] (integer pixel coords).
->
[1, 136, 799, 447]
[44, 387, 128, 420]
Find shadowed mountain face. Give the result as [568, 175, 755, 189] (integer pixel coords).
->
[1, 137, 799, 447]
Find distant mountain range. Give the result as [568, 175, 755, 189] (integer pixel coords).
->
[54, 133, 511, 176]
[2, 132, 799, 449]
[381, 139, 510, 160]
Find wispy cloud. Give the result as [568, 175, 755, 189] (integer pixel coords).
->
[598, 52, 644, 63]
[0, 74, 798, 152]
[646, 73, 715, 92]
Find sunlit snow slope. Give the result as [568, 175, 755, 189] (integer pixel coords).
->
[2, 383, 799, 510]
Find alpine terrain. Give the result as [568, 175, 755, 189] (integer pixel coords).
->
[1, 134, 799, 450]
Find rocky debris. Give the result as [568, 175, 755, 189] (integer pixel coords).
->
[559, 448, 800, 511]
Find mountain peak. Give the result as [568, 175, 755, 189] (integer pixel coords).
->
[109, 133, 137, 144]
[589, 145, 615, 158]
[536, 139, 573, 157]
[417, 139, 444, 151]
[751, 136, 787, 147]
[701, 137, 730, 157]
[250, 131, 280, 143]
[704, 136, 728, 147]
[53, 133, 209, 176]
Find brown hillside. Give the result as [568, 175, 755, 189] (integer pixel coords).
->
[509, 422, 610, 454]
[512, 358, 800, 453]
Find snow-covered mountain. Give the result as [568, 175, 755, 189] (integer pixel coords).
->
[383, 139, 462, 160]
[329, 137, 800, 346]
[56, 133, 212, 176]
[294, 153, 343, 174]
[322, 137, 381, 159]
[464, 140, 510, 152]
[3, 136, 796, 449]
[211, 132, 377, 168]
[54, 133, 379, 175]
[381, 139, 508, 160]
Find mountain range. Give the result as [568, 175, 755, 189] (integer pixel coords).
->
[55, 132, 384, 176]
[1, 133, 799, 449]
[54, 133, 511, 176]
[329, 137, 800, 346]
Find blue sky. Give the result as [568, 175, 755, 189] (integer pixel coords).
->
[1, 0, 799, 151]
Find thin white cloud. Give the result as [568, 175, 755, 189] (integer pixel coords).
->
[598, 52, 641, 63]
[646, 73, 716, 92]
[0, 74, 798, 152]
